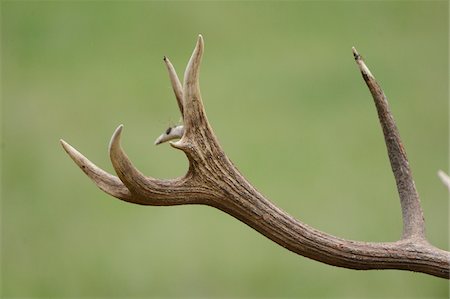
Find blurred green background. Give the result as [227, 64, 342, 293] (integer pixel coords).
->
[1, 1, 448, 298]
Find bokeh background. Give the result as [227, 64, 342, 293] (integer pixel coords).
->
[2, 1, 448, 298]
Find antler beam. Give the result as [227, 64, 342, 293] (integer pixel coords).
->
[61, 35, 449, 279]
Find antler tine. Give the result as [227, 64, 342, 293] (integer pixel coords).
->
[180, 35, 213, 140]
[163, 56, 184, 117]
[153, 56, 185, 146]
[352, 47, 425, 240]
[108, 125, 203, 205]
[60, 139, 139, 203]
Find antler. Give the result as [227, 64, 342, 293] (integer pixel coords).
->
[60, 35, 450, 279]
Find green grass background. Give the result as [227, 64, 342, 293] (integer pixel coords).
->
[2, 1, 448, 298]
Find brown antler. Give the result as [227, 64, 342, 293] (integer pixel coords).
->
[60, 35, 449, 279]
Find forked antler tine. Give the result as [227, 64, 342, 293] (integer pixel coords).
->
[163, 56, 184, 117]
[108, 125, 195, 205]
[59, 139, 136, 202]
[352, 47, 425, 240]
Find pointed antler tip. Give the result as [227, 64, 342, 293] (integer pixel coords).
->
[60, 138, 85, 166]
[352, 48, 374, 78]
[114, 124, 124, 138]
[60, 138, 71, 154]
[352, 47, 360, 60]
[109, 124, 124, 153]
[197, 34, 204, 48]
[60, 138, 74, 153]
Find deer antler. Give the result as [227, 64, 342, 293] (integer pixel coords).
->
[60, 35, 449, 279]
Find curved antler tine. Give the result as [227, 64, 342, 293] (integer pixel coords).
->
[352, 47, 425, 240]
[182, 34, 211, 137]
[163, 56, 184, 117]
[60, 139, 136, 202]
[108, 125, 192, 205]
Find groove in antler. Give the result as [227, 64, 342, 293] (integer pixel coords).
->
[352, 47, 425, 240]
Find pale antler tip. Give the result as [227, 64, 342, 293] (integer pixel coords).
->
[163, 55, 173, 69]
[60, 139, 88, 171]
[353, 48, 374, 79]
[60, 138, 76, 156]
[163, 56, 172, 65]
[108, 124, 124, 153]
[437, 170, 450, 190]
[60, 138, 68, 147]
[352, 47, 360, 60]
[197, 34, 204, 49]
[116, 124, 124, 133]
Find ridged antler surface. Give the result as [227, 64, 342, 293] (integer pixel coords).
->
[61, 35, 449, 279]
